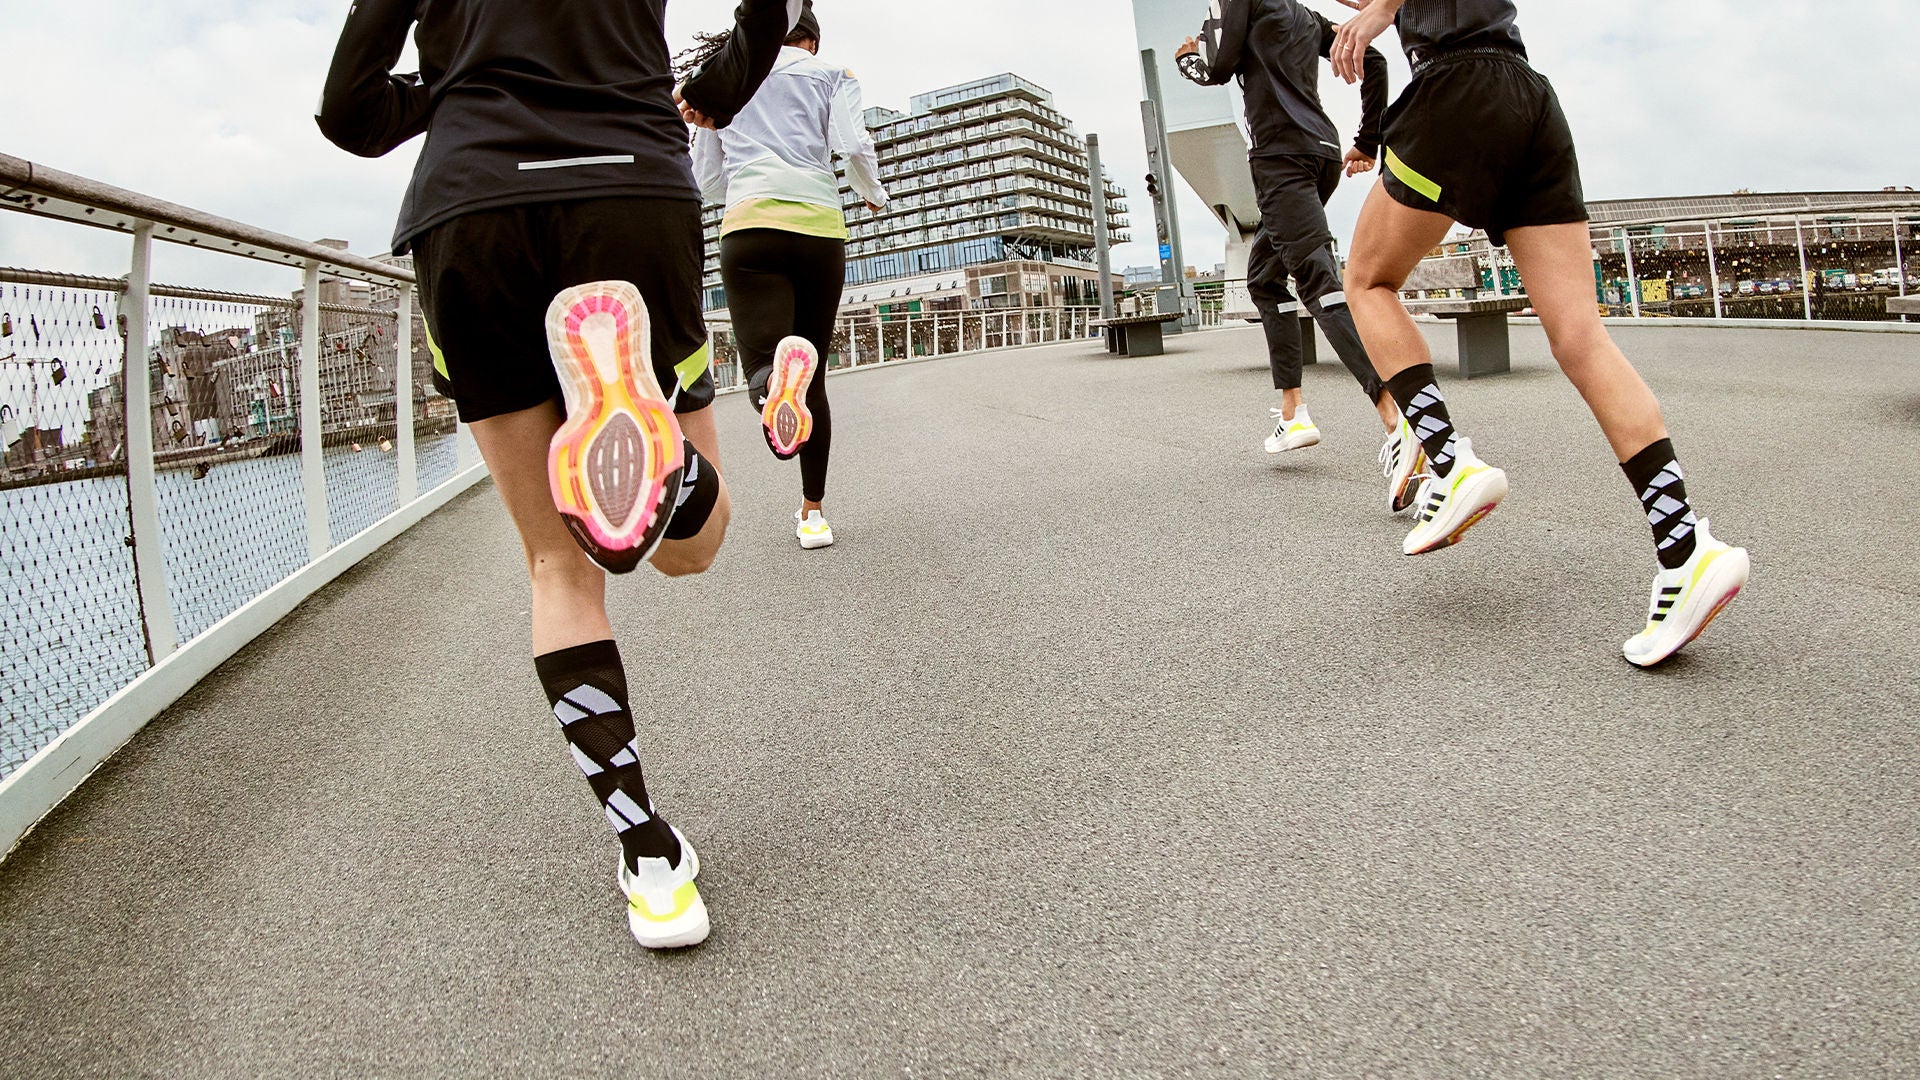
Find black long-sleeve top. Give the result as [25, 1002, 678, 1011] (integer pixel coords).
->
[316, 0, 801, 253]
[1185, 0, 1388, 162]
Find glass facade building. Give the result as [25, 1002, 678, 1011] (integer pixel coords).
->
[701, 73, 1129, 312]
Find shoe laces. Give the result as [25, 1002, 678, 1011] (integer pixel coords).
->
[1378, 432, 1400, 476]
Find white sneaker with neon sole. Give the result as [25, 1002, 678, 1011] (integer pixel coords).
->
[617, 829, 708, 949]
[1264, 407, 1321, 453]
[795, 509, 834, 550]
[1403, 437, 1508, 555]
[1622, 519, 1750, 668]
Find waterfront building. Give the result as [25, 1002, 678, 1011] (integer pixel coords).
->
[699, 73, 1129, 319]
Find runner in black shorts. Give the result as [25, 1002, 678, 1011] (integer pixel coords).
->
[320, 0, 805, 948]
[1331, 0, 1749, 667]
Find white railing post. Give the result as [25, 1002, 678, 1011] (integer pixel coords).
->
[1705, 222, 1723, 320]
[300, 261, 331, 558]
[1795, 217, 1813, 321]
[1895, 213, 1907, 298]
[121, 222, 178, 662]
[1621, 230, 1642, 318]
[394, 283, 417, 504]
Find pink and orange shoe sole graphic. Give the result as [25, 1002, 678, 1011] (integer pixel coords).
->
[761, 335, 818, 460]
[545, 281, 684, 575]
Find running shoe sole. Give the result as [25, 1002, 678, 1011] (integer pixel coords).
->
[1404, 465, 1508, 556]
[1624, 546, 1750, 668]
[762, 336, 818, 460]
[546, 281, 684, 575]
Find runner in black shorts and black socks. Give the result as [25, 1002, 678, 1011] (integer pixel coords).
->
[319, 0, 805, 947]
[1330, 0, 1749, 666]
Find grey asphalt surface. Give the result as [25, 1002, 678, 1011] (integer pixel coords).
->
[2, 323, 1916, 1078]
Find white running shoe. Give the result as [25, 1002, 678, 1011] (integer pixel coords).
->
[795, 509, 834, 550]
[1403, 437, 1508, 555]
[1264, 407, 1321, 453]
[1379, 419, 1427, 514]
[618, 828, 708, 949]
[1622, 519, 1750, 668]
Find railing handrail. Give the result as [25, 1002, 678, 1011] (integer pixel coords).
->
[0, 153, 412, 286]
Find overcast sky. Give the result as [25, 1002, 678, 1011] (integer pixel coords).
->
[1, 0, 1914, 294]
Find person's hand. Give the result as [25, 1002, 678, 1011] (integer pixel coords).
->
[866, 201, 883, 213]
[1331, 5, 1395, 83]
[1330, 0, 1375, 9]
[1175, 36, 1200, 59]
[674, 87, 717, 130]
[1343, 148, 1376, 177]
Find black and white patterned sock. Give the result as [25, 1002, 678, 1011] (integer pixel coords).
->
[1385, 364, 1461, 477]
[1622, 439, 1699, 570]
[533, 640, 682, 871]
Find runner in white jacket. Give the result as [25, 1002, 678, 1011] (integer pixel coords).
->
[691, 5, 885, 549]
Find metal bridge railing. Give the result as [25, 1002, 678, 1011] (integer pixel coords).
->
[0, 152, 1111, 854]
[0, 154, 489, 854]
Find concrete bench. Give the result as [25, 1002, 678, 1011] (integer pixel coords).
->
[1888, 296, 1919, 318]
[1403, 295, 1531, 379]
[1094, 312, 1182, 357]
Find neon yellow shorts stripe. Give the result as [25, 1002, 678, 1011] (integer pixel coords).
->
[673, 341, 712, 391]
[422, 318, 450, 380]
[1385, 147, 1443, 204]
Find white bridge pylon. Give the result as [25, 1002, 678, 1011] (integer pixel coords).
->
[1132, 0, 1260, 319]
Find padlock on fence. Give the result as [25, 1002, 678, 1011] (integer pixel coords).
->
[92, 305, 107, 331]
[1, 312, 11, 337]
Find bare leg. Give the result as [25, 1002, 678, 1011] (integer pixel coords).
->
[471, 401, 731, 653]
[469, 402, 612, 656]
[1343, 182, 1457, 383]
[1279, 387, 1304, 419]
[1503, 222, 1667, 460]
[1373, 391, 1400, 431]
[652, 405, 732, 578]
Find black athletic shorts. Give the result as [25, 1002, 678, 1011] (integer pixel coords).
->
[411, 197, 715, 423]
[1380, 48, 1587, 247]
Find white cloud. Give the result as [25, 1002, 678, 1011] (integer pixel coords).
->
[2, 0, 1914, 292]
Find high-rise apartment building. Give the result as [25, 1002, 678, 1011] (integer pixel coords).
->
[700, 73, 1128, 317]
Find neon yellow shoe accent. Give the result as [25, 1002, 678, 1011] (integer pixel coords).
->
[1386, 147, 1442, 203]
[673, 341, 712, 392]
[630, 880, 701, 924]
[1642, 546, 1733, 634]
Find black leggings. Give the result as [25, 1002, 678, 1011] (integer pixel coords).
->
[720, 228, 846, 503]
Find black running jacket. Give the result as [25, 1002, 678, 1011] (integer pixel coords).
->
[1183, 0, 1388, 161]
[317, 0, 802, 253]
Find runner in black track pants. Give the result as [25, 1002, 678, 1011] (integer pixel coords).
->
[1177, 0, 1427, 513]
[319, 0, 807, 949]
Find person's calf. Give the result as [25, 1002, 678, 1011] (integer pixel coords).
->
[650, 442, 729, 577]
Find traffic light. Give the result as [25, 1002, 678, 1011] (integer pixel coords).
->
[1145, 172, 1161, 198]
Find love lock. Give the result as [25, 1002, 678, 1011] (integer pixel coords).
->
[1, 312, 11, 337]
[50, 358, 67, 386]
[92, 305, 107, 330]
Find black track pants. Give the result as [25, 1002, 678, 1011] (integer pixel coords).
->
[1245, 154, 1383, 403]
[720, 228, 846, 503]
